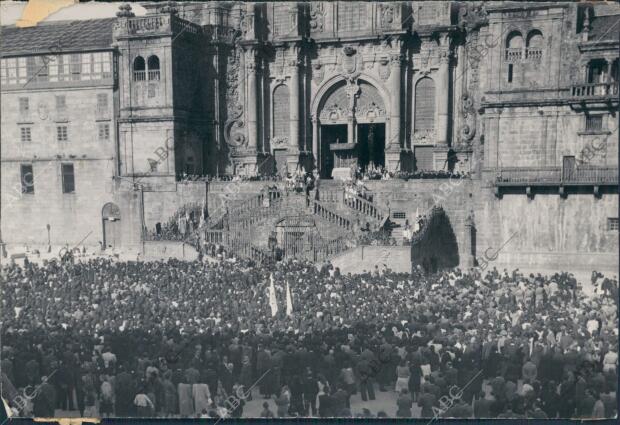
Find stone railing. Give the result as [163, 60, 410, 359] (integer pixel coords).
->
[571, 82, 619, 99]
[505, 48, 522, 62]
[525, 47, 542, 61]
[343, 192, 389, 228]
[127, 15, 171, 34]
[312, 199, 353, 232]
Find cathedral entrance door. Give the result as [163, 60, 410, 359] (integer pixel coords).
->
[319, 124, 346, 178]
[357, 123, 385, 171]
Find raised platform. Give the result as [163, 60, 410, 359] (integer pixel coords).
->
[329, 245, 411, 274]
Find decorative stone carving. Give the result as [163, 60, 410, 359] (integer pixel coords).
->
[379, 4, 395, 28]
[309, 2, 325, 32]
[116, 3, 135, 18]
[319, 103, 348, 122]
[312, 62, 324, 83]
[355, 101, 386, 122]
[412, 129, 436, 144]
[341, 46, 358, 75]
[458, 2, 488, 31]
[271, 136, 289, 148]
[458, 94, 476, 148]
[224, 48, 246, 151]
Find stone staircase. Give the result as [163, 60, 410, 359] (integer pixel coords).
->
[200, 183, 392, 263]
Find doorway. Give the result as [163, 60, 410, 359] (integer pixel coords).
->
[102, 203, 121, 249]
[320, 124, 347, 178]
[357, 123, 385, 171]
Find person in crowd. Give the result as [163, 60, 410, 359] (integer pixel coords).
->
[1, 256, 617, 419]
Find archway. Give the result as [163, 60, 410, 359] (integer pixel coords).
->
[313, 76, 389, 178]
[102, 203, 121, 249]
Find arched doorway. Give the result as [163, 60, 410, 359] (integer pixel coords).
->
[315, 79, 387, 178]
[102, 203, 121, 249]
[275, 215, 320, 261]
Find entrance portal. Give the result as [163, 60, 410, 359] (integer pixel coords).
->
[102, 203, 121, 249]
[320, 124, 346, 178]
[357, 123, 385, 171]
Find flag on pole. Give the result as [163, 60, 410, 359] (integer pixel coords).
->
[286, 280, 293, 316]
[269, 274, 278, 317]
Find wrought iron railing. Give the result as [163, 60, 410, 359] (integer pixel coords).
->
[495, 166, 618, 185]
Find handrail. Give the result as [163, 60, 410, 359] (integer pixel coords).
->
[343, 191, 389, 228]
[571, 82, 619, 98]
[312, 199, 353, 232]
[495, 166, 618, 185]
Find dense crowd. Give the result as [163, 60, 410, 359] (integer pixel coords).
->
[356, 167, 470, 181]
[1, 255, 617, 419]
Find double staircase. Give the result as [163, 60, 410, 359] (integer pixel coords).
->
[201, 182, 392, 263]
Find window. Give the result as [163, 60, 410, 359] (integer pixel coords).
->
[61, 163, 75, 193]
[607, 218, 619, 231]
[19, 97, 29, 115]
[585, 115, 603, 132]
[526, 30, 543, 60]
[505, 31, 523, 62]
[133, 56, 146, 81]
[338, 2, 367, 32]
[20, 127, 31, 142]
[70, 54, 81, 80]
[20, 164, 34, 194]
[147, 55, 160, 80]
[414, 77, 435, 133]
[273, 84, 290, 139]
[97, 93, 108, 110]
[57, 126, 68, 141]
[55, 95, 66, 111]
[98, 123, 110, 141]
[392, 212, 406, 219]
[508, 64, 514, 83]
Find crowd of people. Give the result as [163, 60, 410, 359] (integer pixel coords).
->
[355, 166, 470, 182]
[1, 252, 617, 419]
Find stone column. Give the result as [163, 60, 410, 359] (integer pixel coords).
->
[463, 213, 476, 269]
[288, 58, 300, 153]
[386, 52, 403, 171]
[436, 51, 450, 146]
[311, 115, 319, 167]
[246, 48, 258, 154]
[433, 48, 451, 170]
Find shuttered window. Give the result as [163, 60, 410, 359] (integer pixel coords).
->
[273, 84, 290, 139]
[414, 77, 435, 132]
[414, 146, 434, 171]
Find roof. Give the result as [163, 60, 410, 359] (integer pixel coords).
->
[1, 18, 116, 57]
[589, 14, 620, 42]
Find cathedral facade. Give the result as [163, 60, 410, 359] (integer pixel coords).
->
[1, 1, 618, 273]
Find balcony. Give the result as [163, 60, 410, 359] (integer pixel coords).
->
[525, 47, 542, 61]
[494, 166, 618, 198]
[505, 48, 522, 62]
[571, 82, 619, 99]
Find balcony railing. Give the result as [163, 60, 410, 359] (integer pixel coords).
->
[133, 71, 146, 81]
[525, 48, 542, 61]
[571, 82, 619, 99]
[148, 70, 160, 81]
[505, 48, 522, 62]
[495, 166, 618, 186]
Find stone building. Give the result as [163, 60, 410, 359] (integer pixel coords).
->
[1, 1, 618, 274]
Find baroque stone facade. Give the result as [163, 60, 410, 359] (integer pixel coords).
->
[1, 1, 618, 273]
